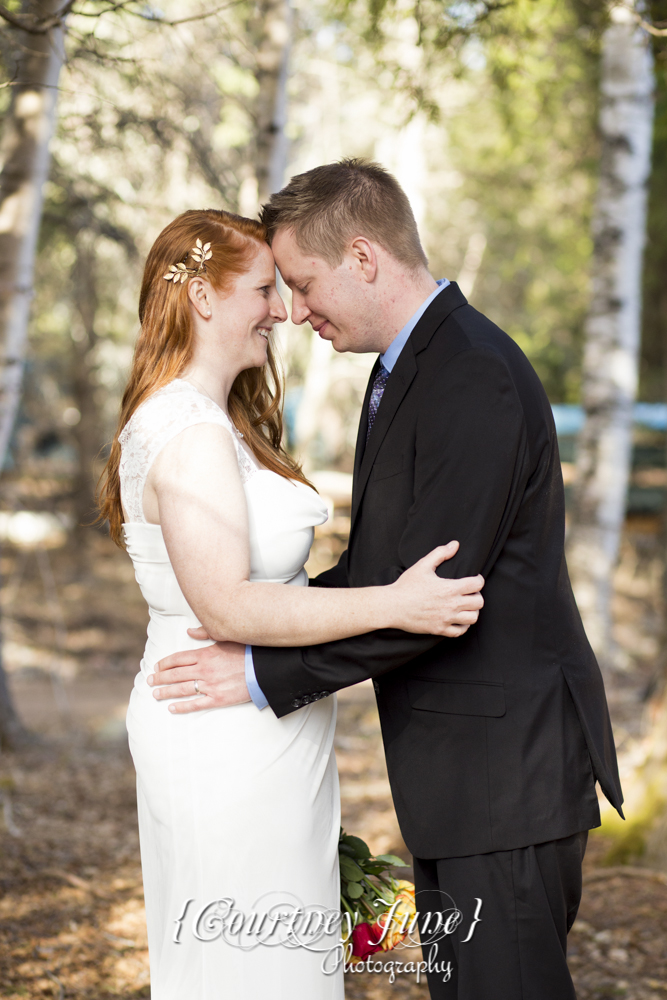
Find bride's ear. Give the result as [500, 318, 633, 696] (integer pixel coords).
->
[188, 277, 212, 319]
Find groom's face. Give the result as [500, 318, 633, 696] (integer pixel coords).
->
[271, 228, 381, 354]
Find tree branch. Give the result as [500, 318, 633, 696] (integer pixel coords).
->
[126, 0, 244, 26]
[0, 4, 29, 31]
[0, 0, 76, 35]
[615, 2, 667, 37]
[0, 0, 240, 35]
[636, 17, 667, 36]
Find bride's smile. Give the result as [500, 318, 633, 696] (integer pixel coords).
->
[185, 241, 288, 404]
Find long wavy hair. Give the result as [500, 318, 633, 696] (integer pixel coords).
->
[97, 208, 310, 546]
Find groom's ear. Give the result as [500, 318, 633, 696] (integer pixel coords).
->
[349, 237, 377, 284]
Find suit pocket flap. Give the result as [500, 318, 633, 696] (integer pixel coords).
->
[372, 455, 405, 480]
[408, 679, 506, 718]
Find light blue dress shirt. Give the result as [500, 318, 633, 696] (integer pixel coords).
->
[380, 279, 449, 372]
[245, 278, 451, 709]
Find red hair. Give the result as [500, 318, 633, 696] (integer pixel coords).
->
[98, 209, 309, 545]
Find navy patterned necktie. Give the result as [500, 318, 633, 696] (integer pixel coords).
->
[366, 362, 390, 442]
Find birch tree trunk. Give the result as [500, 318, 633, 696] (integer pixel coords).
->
[70, 238, 102, 535]
[294, 332, 335, 468]
[252, 0, 292, 206]
[0, 1, 67, 749]
[566, 3, 654, 671]
[290, 52, 341, 467]
[0, 2, 67, 469]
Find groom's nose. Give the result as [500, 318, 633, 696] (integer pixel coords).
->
[291, 290, 311, 325]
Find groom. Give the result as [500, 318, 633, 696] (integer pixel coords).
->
[150, 159, 623, 998]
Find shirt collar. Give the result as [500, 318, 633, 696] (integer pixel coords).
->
[380, 279, 450, 373]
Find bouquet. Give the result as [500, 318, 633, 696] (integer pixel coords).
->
[339, 828, 416, 962]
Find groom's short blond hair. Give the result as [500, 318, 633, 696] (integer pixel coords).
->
[260, 158, 428, 273]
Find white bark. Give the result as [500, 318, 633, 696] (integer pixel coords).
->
[456, 232, 486, 299]
[0, 4, 67, 750]
[294, 332, 335, 467]
[253, 0, 292, 206]
[0, 4, 67, 471]
[567, 3, 654, 668]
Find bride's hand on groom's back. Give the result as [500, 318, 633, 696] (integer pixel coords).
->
[392, 540, 484, 637]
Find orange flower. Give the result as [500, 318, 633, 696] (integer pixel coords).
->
[375, 880, 416, 952]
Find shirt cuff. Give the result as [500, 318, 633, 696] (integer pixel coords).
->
[245, 645, 269, 710]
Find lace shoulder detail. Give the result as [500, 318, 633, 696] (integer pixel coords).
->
[119, 379, 256, 523]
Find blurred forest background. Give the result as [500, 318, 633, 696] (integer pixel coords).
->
[2, 1, 667, 998]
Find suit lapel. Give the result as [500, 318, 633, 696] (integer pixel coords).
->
[349, 282, 469, 532]
[350, 342, 418, 529]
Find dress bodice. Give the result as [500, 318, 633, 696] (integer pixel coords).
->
[119, 378, 255, 523]
[118, 379, 328, 672]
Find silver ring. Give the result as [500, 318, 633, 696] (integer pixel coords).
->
[194, 679, 200, 695]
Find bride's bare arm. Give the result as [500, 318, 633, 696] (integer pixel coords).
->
[145, 422, 483, 647]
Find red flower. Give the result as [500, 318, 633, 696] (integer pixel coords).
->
[350, 922, 383, 961]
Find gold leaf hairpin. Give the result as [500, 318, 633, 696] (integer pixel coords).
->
[163, 238, 213, 283]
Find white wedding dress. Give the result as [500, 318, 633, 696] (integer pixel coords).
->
[119, 379, 344, 999]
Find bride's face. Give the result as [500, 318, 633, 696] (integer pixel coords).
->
[205, 243, 287, 370]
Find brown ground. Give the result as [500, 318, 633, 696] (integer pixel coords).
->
[1, 521, 666, 998]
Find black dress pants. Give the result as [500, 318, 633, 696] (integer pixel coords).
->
[413, 830, 588, 1000]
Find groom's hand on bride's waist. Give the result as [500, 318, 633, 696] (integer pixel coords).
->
[148, 640, 250, 713]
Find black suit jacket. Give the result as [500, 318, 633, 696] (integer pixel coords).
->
[254, 283, 623, 860]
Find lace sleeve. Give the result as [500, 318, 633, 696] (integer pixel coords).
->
[119, 379, 255, 523]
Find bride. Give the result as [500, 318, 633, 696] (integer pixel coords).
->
[97, 208, 483, 999]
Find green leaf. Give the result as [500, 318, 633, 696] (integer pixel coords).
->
[339, 856, 365, 881]
[346, 881, 364, 899]
[375, 854, 408, 867]
[342, 835, 372, 859]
